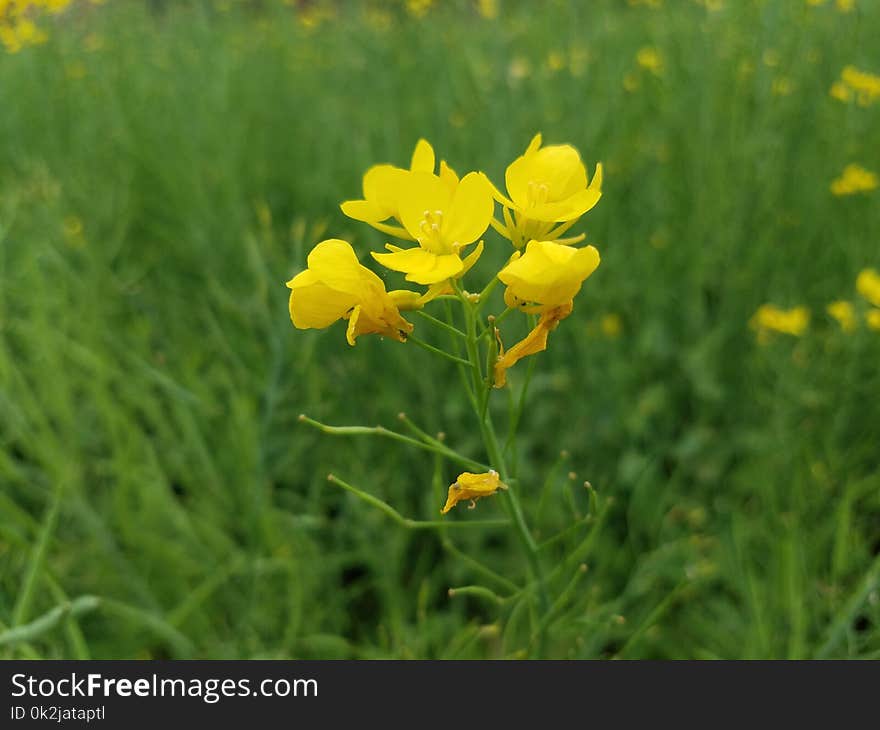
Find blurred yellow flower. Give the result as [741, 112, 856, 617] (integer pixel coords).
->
[406, 0, 434, 18]
[833, 66, 880, 107]
[867, 309, 880, 331]
[750, 304, 810, 341]
[546, 50, 565, 73]
[772, 77, 794, 96]
[492, 134, 602, 248]
[441, 470, 507, 514]
[287, 239, 414, 346]
[636, 47, 664, 76]
[476, 0, 499, 20]
[856, 268, 880, 307]
[836, 0, 855, 11]
[499, 240, 600, 313]
[600, 313, 623, 338]
[371, 171, 493, 285]
[829, 81, 853, 103]
[831, 164, 878, 196]
[827, 300, 856, 331]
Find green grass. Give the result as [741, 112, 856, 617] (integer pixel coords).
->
[1, 0, 879, 659]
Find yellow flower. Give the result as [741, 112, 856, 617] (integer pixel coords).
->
[829, 81, 853, 103]
[636, 47, 663, 76]
[856, 268, 880, 307]
[441, 470, 507, 514]
[341, 139, 458, 239]
[492, 134, 603, 249]
[836, 0, 855, 11]
[287, 239, 414, 346]
[600, 313, 623, 338]
[749, 304, 810, 341]
[492, 240, 600, 385]
[477, 0, 499, 19]
[837, 66, 880, 106]
[370, 170, 493, 285]
[493, 302, 573, 387]
[827, 300, 856, 331]
[830, 164, 878, 196]
[498, 239, 600, 313]
[866, 309, 880, 331]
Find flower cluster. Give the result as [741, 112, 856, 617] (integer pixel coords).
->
[0, 0, 72, 53]
[830, 164, 878, 196]
[751, 268, 880, 342]
[287, 136, 603, 385]
[749, 304, 810, 343]
[830, 65, 880, 107]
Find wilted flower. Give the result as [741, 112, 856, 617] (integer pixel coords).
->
[493, 241, 600, 385]
[441, 470, 507, 513]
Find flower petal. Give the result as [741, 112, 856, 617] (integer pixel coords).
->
[442, 172, 494, 245]
[397, 171, 454, 240]
[410, 139, 435, 173]
[371, 248, 464, 285]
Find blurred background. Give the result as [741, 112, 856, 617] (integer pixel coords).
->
[1, 0, 878, 659]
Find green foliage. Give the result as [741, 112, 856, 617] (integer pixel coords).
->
[0, 0, 878, 659]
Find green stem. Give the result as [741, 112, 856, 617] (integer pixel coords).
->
[408, 334, 472, 367]
[448, 585, 507, 606]
[415, 310, 467, 339]
[13, 479, 65, 628]
[456, 292, 550, 655]
[299, 414, 488, 472]
[327, 475, 510, 530]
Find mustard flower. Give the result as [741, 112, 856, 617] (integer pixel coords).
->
[341, 139, 458, 240]
[492, 240, 600, 385]
[867, 310, 880, 331]
[492, 134, 603, 249]
[827, 300, 856, 332]
[636, 47, 664, 76]
[839, 66, 880, 106]
[287, 239, 414, 346]
[498, 239, 601, 312]
[749, 304, 810, 342]
[441, 470, 507, 514]
[370, 170, 494, 285]
[831, 164, 878, 196]
[856, 268, 880, 308]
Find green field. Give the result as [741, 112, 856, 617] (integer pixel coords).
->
[1, 0, 879, 660]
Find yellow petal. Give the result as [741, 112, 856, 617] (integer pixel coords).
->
[459, 240, 484, 277]
[439, 160, 460, 191]
[362, 164, 407, 218]
[493, 302, 573, 387]
[525, 133, 543, 156]
[371, 248, 463, 285]
[340, 199, 388, 223]
[442, 172, 494, 245]
[410, 139, 435, 173]
[307, 239, 376, 296]
[440, 470, 507, 514]
[288, 271, 358, 330]
[498, 241, 600, 308]
[397, 171, 454, 240]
